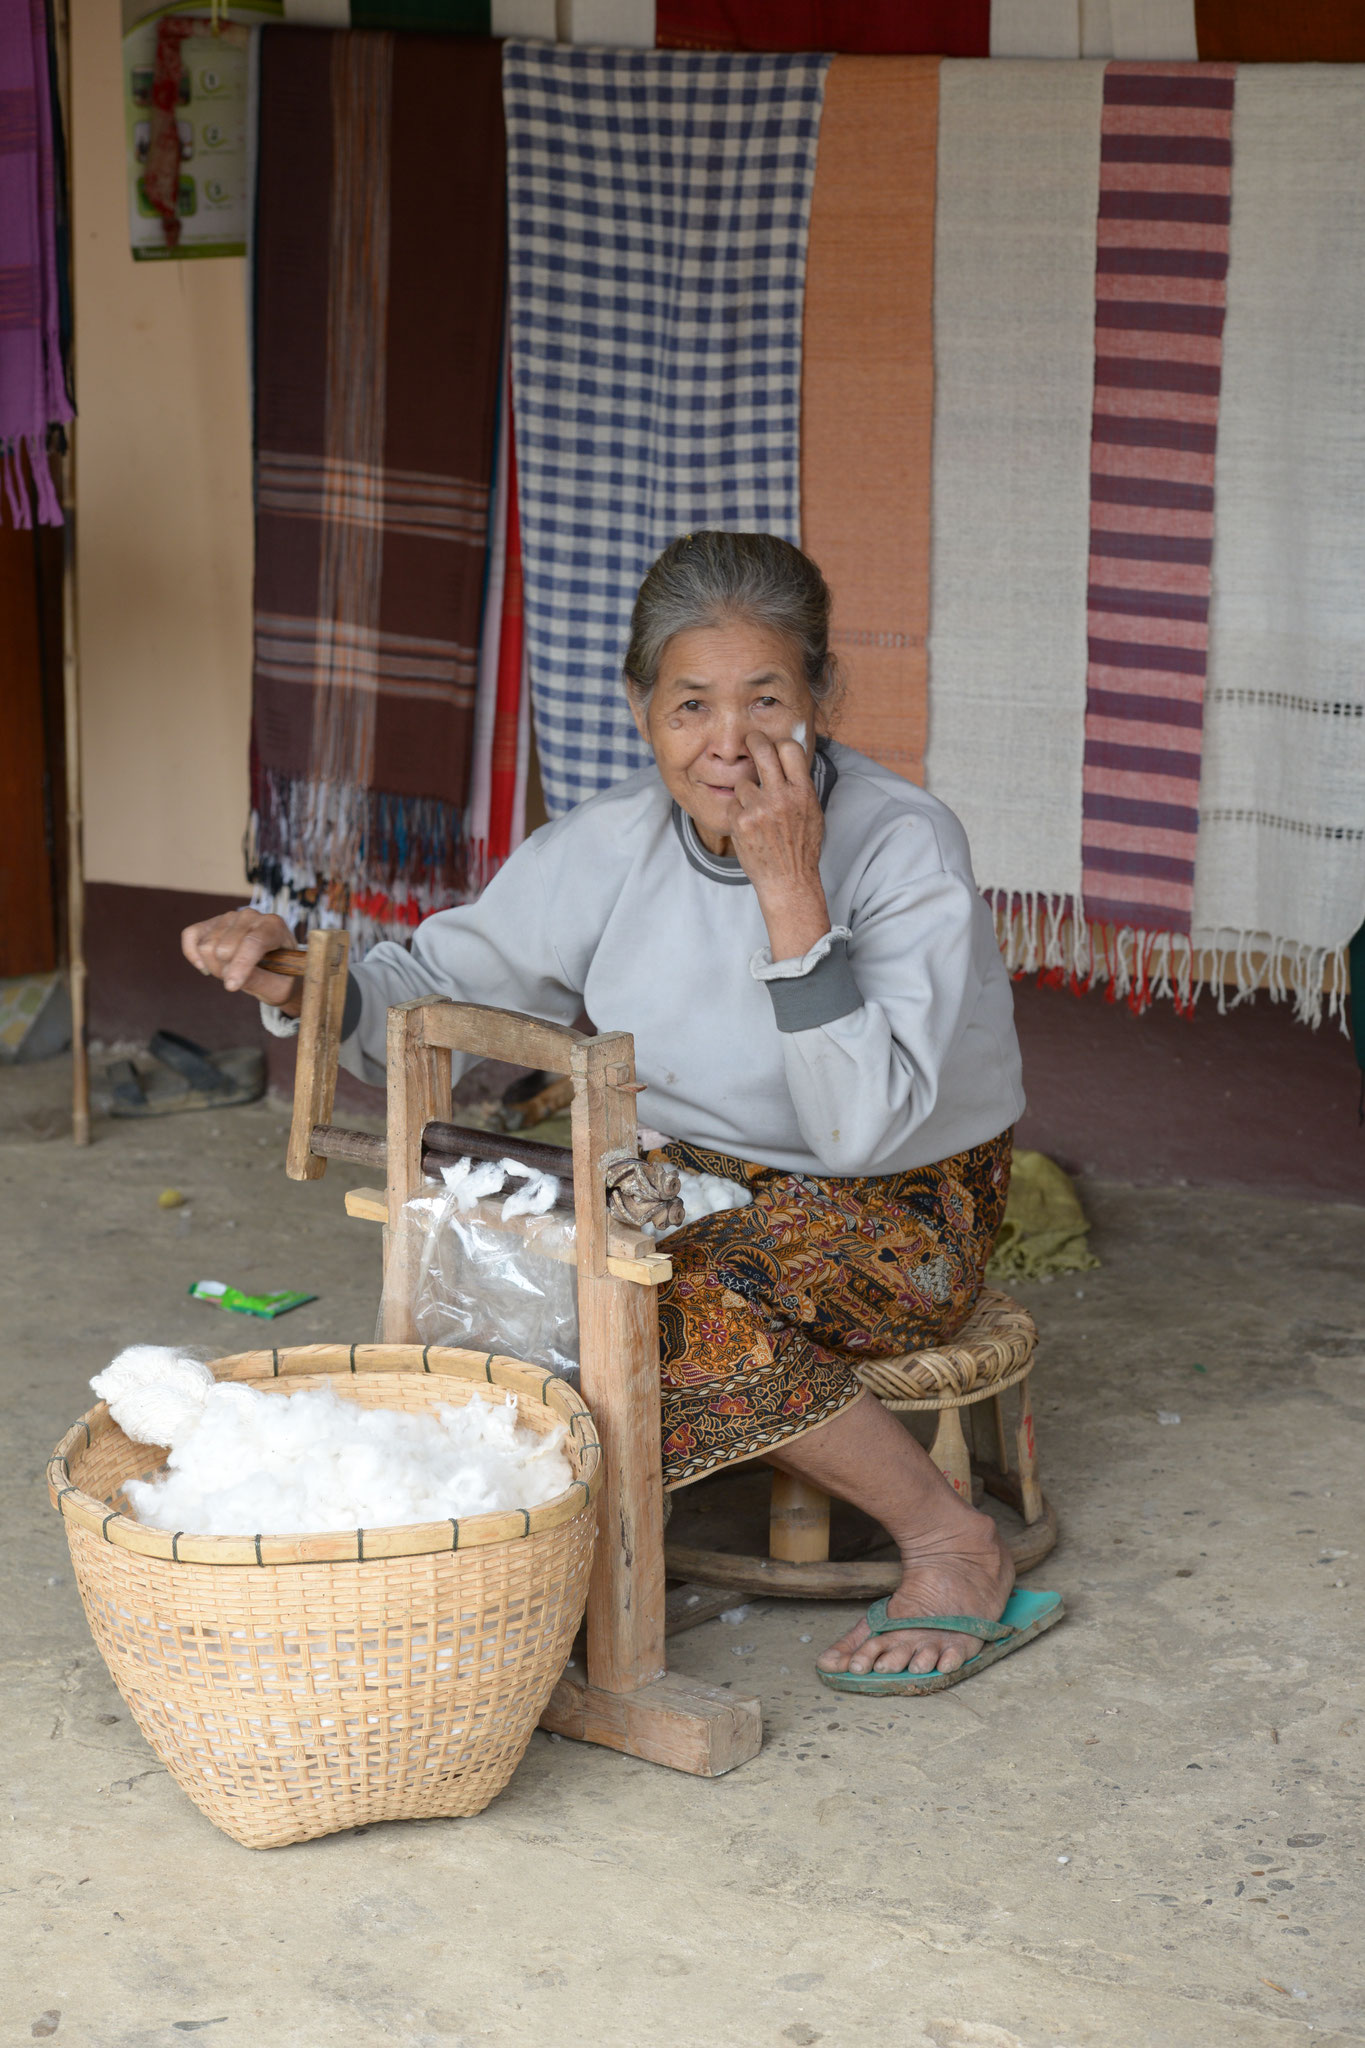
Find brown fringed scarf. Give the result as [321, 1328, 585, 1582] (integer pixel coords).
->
[249, 28, 504, 942]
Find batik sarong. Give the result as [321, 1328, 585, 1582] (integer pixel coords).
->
[654, 1132, 1012, 1489]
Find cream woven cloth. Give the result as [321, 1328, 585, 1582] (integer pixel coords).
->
[989, 1, 1197, 59]
[925, 60, 1104, 962]
[1193, 66, 1365, 1019]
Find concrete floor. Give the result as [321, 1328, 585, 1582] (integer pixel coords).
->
[3, 1057, 1363, 2048]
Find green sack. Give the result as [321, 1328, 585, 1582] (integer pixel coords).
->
[986, 1150, 1100, 1283]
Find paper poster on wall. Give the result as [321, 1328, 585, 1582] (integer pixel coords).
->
[123, 2, 280, 260]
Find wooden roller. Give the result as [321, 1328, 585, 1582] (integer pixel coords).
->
[260, 938, 683, 1226]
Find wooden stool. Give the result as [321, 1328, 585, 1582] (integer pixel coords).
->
[664, 1289, 1058, 1600]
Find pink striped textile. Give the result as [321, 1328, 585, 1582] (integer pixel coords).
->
[1080, 61, 1236, 938]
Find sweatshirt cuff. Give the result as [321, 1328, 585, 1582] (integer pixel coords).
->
[749, 926, 862, 1033]
[259, 971, 363, 1041]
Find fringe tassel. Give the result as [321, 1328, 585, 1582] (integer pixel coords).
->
[247, 768, 474, 957]
[0, 435, 64, 528]
[1, 441, 29, 527]
[988, 893, 1349, 1032]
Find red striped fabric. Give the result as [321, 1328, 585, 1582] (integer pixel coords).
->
[486, 409, 523, 866]
[1080, 61, 1236, 940]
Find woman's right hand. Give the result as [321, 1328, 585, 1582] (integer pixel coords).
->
[181, 908, 301, 1010]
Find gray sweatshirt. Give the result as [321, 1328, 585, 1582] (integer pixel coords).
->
[327, 740, 1023, 1177]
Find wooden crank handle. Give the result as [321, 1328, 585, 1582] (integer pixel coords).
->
[282, 929, 351, 1183]
[259, 946, 310, 978]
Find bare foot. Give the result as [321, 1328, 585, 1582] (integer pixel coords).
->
[816, 1511, 1014, 1678]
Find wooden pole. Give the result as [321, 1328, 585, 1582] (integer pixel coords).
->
[60, 430, 86, 1144]
[53, 0, 87, 1146]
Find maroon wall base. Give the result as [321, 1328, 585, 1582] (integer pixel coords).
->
[83, 882, 1363, 1202]
[1012, 975, 1361, 1204]
[86, 882, 269, 1053]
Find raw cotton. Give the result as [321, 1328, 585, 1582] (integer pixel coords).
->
[800, 55, 938, 786]
[248, 30, 505, 947]
[924, 61, 1104, 959]
[1191, 66, 1365, 1020]
[438, 1155, 561, 1221]
[92, 1345, 572, 1537]
[503, 39, 828, 815]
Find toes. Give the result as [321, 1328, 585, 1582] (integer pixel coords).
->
[819, 1623, 871, 1673]
[866, 1633, 985, 1676]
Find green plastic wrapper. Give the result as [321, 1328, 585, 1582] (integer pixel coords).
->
[188, 1279, 317, 1319]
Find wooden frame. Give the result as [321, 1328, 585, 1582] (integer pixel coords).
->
[270, 935, 761, 1778]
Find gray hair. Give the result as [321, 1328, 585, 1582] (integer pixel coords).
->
[623, 531, 842, 711]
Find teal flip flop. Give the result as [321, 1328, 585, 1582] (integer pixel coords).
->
[816, 1587, 1065, 1696]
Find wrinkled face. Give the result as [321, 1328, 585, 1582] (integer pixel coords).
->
[628, 618, 818, 853]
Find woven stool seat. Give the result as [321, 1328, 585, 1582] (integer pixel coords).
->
[855, 1288, 1036, 1404]
[665, 1286, 1057, 1600]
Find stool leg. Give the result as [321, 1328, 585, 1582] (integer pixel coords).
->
[1014, 1374, 1043, 1524]
[769, 1472, 831, 1563]
[929, 1404, 973, 1502]
[991, 1394, 1010, 1472]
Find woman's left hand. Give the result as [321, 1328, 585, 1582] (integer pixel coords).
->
[731, 733, 832, 961]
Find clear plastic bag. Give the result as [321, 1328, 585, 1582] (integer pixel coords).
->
[381, 1186, 580, 1381]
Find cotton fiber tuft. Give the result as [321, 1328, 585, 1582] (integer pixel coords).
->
[653, 1170, 753, 1237]
[439, 1155, 561, 1220]
[91, 1344, 573, 1537]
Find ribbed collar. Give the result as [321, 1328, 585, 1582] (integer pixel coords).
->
[670, 740, 839, 886]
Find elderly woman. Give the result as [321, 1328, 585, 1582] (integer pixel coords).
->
[184, 532, 1034, 1693]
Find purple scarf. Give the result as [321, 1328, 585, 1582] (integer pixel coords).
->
[0, 0, 70, 526]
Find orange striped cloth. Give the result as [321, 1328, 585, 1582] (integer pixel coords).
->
[799, 56, 939, 786]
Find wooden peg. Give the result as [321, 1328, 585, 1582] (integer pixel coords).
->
[928, 1403, 973, 1502]
[768, 1471, 831, 1564]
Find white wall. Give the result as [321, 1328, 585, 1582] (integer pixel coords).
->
[73, 0, 255, 897]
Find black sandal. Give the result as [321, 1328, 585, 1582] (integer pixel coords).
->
[107, 1030, 265, 1117]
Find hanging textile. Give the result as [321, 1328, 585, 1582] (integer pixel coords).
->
[468, 334, 526, 884]
[1194, 2, 1365, 61]
[486, 419, 525, 865]
[800, 56, 938, 786]
[503, 41, 828, 816]
[248, 29, 505, 944]
[467, 333, 510, 885]
[0, 0, 71, 527]
[1191, 66, 1365, 1022]
[924, 61, 1104, 968]
[283, 0, 489, 25]
[655, 1, 988, 52]
[1078, 62, 1236, 972]
[994, 0, 1198, 58]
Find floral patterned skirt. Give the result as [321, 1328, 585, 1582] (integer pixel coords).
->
[654, 1131, 1012, 1489]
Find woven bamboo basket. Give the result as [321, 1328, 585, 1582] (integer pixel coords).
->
[47, 1343, 601, 1850]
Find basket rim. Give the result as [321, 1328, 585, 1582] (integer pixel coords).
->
[47, 1342, 601, 1569]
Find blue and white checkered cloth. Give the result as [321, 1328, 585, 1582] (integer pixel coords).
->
[504, 42, 830, 816]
